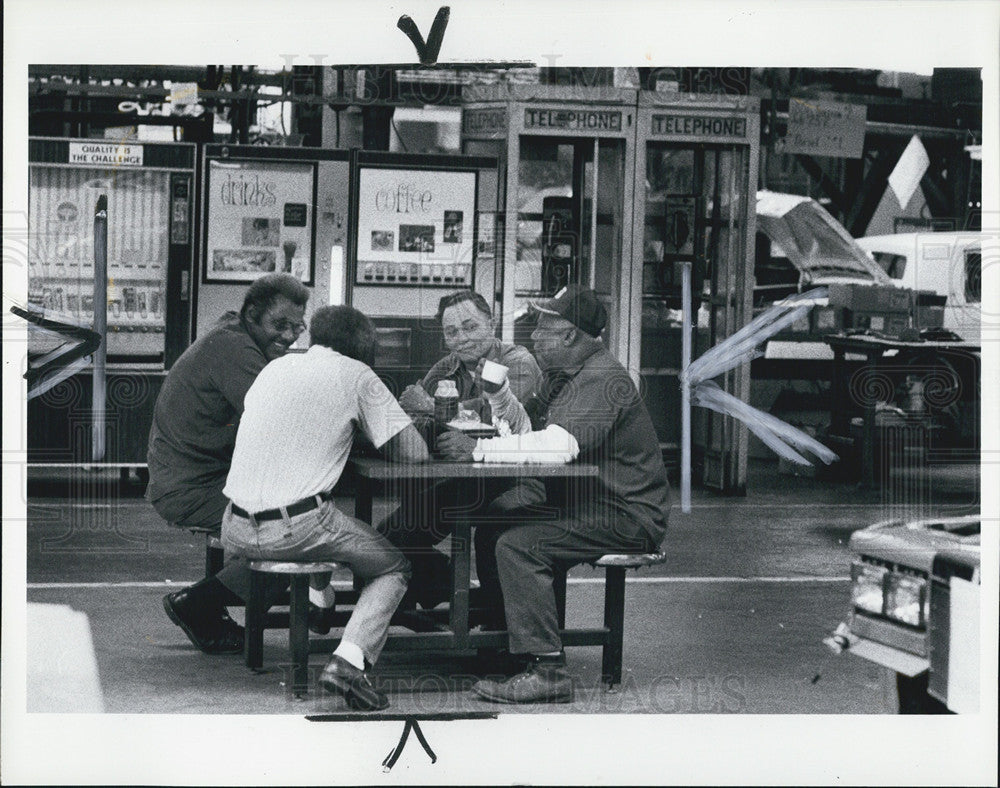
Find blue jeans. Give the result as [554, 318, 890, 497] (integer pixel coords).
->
[222, 498, 411, 666]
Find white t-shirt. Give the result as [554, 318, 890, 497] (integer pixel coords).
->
[224, 345, 410, 512]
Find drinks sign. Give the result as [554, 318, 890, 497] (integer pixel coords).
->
[204, 159, 315, 283]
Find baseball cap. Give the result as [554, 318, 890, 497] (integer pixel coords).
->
[531, 284, 607, 337]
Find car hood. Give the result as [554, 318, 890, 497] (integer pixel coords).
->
[848, 514, 980, 573]
[757, 191, 893, 286]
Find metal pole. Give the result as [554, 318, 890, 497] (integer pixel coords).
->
[681, 260, 692, 513]
[589, 138, 598, 291]
[92, 194, 108, 462]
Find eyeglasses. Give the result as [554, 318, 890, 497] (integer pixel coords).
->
[270, 319, 306, 336]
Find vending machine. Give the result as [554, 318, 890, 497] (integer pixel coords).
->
[195, 146, 497, 401]
[195, 144, 351, 341]
[25, 137, 197, 465]
[346, 151, 500, 397]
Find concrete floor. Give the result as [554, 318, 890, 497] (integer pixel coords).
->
[19, 458, 980, 717]
[10, 458, 987, 784]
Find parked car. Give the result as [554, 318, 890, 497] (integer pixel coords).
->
[756, 190, 894, 302]
[825, 513, 981, 713]
[754, 191, 902, 360]
[856, 232, 985, 344]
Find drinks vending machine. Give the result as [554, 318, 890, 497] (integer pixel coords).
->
[25, 137, 197, 465]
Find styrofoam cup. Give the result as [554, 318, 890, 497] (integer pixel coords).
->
[481, 360, 509, 386]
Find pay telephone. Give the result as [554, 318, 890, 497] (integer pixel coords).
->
[541, 196, 576, 295]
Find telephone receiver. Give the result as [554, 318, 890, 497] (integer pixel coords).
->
[666, 209, 690, 252]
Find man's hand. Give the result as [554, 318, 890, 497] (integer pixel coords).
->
[399, 383, 434, 415]
[435, 429, 476, 462]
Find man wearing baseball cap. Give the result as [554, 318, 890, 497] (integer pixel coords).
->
[529, 283, 609, 338]
[436, 284, 671, 703]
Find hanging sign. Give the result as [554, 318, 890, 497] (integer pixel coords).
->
[651, 114, 747, 140]
[782, 98, 867, 159]
[462, 108, 508, 138]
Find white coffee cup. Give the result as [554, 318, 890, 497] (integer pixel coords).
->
[481, 359, 509, 386]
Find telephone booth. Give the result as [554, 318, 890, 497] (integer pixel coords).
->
[462, 86, 759, 493]
[462, 86, 637, 363]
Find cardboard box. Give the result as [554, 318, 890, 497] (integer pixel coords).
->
[915, 305, 945, 329]
[828, 283, 910, 313]
[811, 305, 843, 333]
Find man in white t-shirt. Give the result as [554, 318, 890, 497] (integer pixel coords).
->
[222, 305, 429, 711]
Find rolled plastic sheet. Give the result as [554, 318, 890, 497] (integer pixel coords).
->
[688, 288, 827, 385]
[692, 380, 839, 466]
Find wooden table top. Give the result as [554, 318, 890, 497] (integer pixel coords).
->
[349, 457, 600, 480]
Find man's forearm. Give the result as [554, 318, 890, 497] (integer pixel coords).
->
[381, 423, 430, 463]
[485, 383, 531, 434]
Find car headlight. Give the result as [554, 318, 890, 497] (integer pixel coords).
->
[851, 561, 886, 615]
[885, 572, 927, 627]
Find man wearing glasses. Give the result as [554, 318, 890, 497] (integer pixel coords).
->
[436, 286, 671, 703]
[146, 273, 309, 654]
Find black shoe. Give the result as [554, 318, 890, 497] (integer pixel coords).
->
[319, 655, 389, 711]
[308, 603, 338, 635]
[162, 589, 244, 655]
[400, 581, 451, 611]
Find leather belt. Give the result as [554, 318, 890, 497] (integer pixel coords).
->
[230, 490, 333, 523]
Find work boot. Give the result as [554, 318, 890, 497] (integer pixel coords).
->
[474, 648, 529, 678]
[471, 653, 573, 704]
[162, 580, 244, 655]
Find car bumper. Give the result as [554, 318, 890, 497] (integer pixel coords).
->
[824, 621, 929, 676]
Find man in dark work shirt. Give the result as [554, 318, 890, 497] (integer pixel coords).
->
[146, 273, 308, 654]
[436, 285, 671, 703]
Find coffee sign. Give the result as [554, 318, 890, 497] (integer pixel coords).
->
[356, 167, 477, 287]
